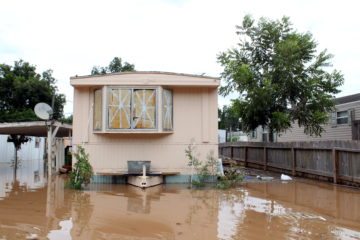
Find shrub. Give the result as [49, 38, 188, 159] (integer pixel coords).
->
[217, 163, 244, 189]
[69, 146, 93, 189]
[185, 142, 219, 187]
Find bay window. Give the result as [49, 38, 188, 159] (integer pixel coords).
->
[93, 86, 172, 132]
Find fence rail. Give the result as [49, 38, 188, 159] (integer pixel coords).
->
[219, 141, 360, 186]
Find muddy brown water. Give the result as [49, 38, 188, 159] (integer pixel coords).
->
[1, 162, 360, 239]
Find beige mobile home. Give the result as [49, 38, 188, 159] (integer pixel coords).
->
[70, 72, 219, 183]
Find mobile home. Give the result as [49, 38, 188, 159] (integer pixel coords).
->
[70, 71, 220, 183]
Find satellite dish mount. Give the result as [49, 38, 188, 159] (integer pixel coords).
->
[34, 102, 55, 177]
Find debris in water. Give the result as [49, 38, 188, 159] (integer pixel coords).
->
[260, 176, 274, 181]
[256, 175, 274, 181]
[281, 174, 292, 181]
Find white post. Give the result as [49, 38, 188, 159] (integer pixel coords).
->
[142, 164, 146, 177]
[47, 124, 52, 177]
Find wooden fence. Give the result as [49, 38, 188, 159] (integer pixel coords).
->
[219, 141, 360, 186]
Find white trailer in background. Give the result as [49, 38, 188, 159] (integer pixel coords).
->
[0, 121, 72, 175]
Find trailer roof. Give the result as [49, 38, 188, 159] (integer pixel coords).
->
[0, 121, 72, 137]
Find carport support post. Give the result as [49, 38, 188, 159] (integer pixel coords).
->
[47, 124, 52, 177]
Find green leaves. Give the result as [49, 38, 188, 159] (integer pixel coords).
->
[7, 134, 31, 150]
[69, 146, 94, 190]
[91, 57, 135, 75]
[185, 142, 219, 187]
[218, 16, 344, 139]
[0, 60, 66, 122]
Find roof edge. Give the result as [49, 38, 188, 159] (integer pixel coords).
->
[335, 93, 360, 105]
[0, 121, 72, 129]
[70, 71, 219, 80]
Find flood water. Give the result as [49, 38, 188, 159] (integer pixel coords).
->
[1, 161, 360, 239]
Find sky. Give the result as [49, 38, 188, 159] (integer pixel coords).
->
[1, 0, 359, 116]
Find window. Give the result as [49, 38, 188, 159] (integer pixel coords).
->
[262, 133, 268, 142]
[162, 89, 173, 130]
[93, 89, 103, 130]
[108, 88, 156, 129]
[34, 137, 40, 148]
[250, 130, 257, 139]
[337, 111, 348, 124]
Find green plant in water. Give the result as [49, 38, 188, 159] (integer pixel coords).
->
[185, 140, 201, 186]
[217, 163, 244, 189]
[69, 145, 94, 189]
[185, 141, 218, 187]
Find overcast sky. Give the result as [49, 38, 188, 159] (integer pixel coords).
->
[1, 0, 359, 116]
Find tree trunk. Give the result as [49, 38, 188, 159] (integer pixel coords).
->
[14, 147, 18, 170]
[13, 148, 18, 181]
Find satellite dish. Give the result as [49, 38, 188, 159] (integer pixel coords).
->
[34, 102, 53, 120]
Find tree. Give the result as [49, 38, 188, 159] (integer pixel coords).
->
[0, 60, 66, 122]
[7, 134, 31, 172]
[218, 104, 241, 131]
[0, 60, 66, 168]
[61, 114, 73, 124]
[218, 15, 344, 141]
[91, 57, 135, 75]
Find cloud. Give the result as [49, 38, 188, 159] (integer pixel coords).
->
[0, 0, 359, 114]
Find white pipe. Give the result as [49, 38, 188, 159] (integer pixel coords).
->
[142, 164, 146, 177]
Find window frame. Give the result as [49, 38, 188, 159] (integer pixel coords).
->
[336, 110, 348, 125]
[105, 86, 159, 132]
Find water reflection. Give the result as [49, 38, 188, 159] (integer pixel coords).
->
[0, 160, 360, 240]
[47, 218, 73, 240]
[218, 181, 360, 240]
[0, 159, 46, 200]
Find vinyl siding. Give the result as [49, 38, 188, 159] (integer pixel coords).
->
[277, 101, 360, 142]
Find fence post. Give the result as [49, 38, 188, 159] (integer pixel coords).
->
[244, 146, 248, 167]
[263, 147, 267, 171]
[230, 146, 234, 159]
[332, 148, 339, 184]
[291, 148, 296, 176]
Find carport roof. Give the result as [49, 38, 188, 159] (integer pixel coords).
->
[0, 121, 72, 137]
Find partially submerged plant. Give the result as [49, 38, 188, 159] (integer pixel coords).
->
[69, 145, 93, 190]
[217, 163, 244, 189]
[185, 140, 201, 186]
[185, 141, 224, 187]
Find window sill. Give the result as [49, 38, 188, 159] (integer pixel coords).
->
[93, 130, 174, 134]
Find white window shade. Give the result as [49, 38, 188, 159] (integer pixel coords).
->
[93, 89, 103, 130]
[162, 89, 173, 130]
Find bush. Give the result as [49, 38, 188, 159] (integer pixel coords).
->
[69, 146, 93, 189]
[217, 163, 244, 189]
[185, 141, 220, 187]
